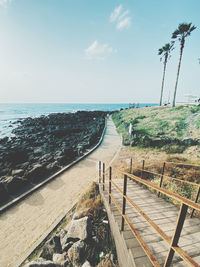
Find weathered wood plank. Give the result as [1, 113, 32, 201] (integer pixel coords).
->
[103, 178, 200, 266]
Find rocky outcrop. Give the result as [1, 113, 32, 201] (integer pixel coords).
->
[67, 216, 92, 241]
[39, 236, 63, 260]
[25, 182, 118, 267]
[24, 257, 62, 267]
[28, 216, 93, 267]
[68, 240, 86, 266]
[82, 261, 92, 267]
[0, 111, 107, 204]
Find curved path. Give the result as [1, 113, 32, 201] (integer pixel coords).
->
[0, 119, 121, 267]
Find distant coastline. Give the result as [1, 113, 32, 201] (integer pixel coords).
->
[0, 103, 157, 138]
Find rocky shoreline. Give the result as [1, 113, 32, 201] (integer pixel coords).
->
[0, 111, 108, 205]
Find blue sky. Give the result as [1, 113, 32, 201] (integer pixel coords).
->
[0, 0, 199, 103]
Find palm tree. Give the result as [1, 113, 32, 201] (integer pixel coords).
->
[158, 42, 174, 106]
[171, 23, 196, 107]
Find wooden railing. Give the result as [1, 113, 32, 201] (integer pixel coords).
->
[99, 161, 200, 267]
[129, 159, 200, 218]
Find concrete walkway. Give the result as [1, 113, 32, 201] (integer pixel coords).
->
[0, 119, 121, 267]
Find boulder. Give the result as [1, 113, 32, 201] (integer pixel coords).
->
[2, 176, 27, 195]
[26, 164, 47, 182]
[46, 162, 60, 174]
[5, 149, 28, 164]
[67, 216, 91, 241]
[24, 257, 61, 267]
[62, 241, 73, 252]
[52, 253, 68, 266]
[12, 169, 24, 176]
[59, 229, 70, 250]
[68, 240, 86, 266]
[0, 182, 9, 203]
[82, 261, 92, 267]
[39, 235, 62, 260]
[34, 147, 43, 156]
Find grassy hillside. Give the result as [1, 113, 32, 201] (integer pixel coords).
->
[112, 105, 200, 153]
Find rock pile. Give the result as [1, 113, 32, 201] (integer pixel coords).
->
[0, 111, 107, 204]
[24, 183, 117, 267]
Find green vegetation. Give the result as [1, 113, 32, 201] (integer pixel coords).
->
[112, 106, 200, 152]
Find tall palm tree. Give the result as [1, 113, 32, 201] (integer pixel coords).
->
[158, 42, 174, 106]
[171, 23, 196, 107]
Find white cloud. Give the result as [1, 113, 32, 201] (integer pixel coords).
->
[117, 17, 131, 30]
[85, 40, 116, 60]
[119, 10, 129, 21]
[110, 4, 123, 22]
[110, 4, 131, 31]
[0, 0, 11, 7]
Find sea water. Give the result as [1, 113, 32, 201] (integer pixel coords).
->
[0, 103, 157, 138]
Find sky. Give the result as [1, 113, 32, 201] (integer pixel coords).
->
[0, 0, 199, 104]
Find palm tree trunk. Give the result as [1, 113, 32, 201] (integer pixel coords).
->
[159, 61, 167, 106]
[172, 43, 184, 107]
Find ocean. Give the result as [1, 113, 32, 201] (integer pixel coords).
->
[0, 103, 157, 138]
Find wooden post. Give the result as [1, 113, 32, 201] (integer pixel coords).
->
[99, 161, 101, 184]
[109, 166, 112, 204]
[164, 203, 188, 266]
[158, 162, 166, 197]
[190, 186, 200, 218]
[130, 158, 132, 174]
[141, 160, 145, 179]
[103, 163, 105, 191]
[121, 174, 127, 231]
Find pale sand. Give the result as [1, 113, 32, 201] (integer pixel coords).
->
[0, 118, 121, 267]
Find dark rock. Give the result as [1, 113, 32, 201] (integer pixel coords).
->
[39, 235, 62, 260]
[5, 149, 28, 164]
[46, 162, 60, 174]
[0, 137, 9, 144]
[2, 176, 27, 195]
[26, 164, 47, 182]
[0, 111, 106, 198]
[0, 182, 9, 203]
[11, 169, 24, 176]
[62, 241, 73, 252]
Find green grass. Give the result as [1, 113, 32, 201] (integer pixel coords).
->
[112, 105, 200, 151]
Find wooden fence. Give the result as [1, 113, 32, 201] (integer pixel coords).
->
[99, 160, 200, 267]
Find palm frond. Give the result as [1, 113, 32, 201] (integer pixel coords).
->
[172, 22, 196, 40]
[158, 48, 163, 55]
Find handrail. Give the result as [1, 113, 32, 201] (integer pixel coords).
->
[119, 169, 200, 212]
[99, 161, 200, 266]
[108, 179, 198, 266]
[132, 159, 200, 169]
[165, 161, 200, 168]
[104, 183, 161, 267]
[129, 166, 200, 187]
